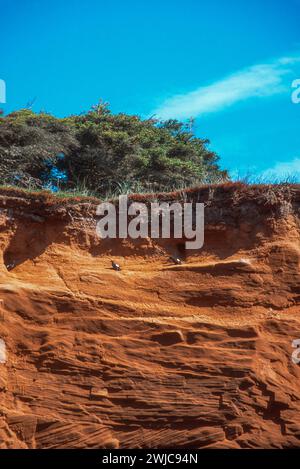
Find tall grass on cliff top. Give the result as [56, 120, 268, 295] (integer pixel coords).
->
[0, 102, 228, 197]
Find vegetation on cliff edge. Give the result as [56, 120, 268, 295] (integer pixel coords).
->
[0, 103, 228, 197]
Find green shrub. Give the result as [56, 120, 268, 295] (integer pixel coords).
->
[0, 102, 228, 195]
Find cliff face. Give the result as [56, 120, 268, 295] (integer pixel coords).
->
[0, 184, 300, 449]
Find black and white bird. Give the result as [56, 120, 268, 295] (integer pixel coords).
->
[111, 260, 121, 271]
[169, 256, 182, 265]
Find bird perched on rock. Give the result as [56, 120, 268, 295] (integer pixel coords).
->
[169, 256, 182, 265]
[6, 262, 15, 271]
[111, 260, 121, 271]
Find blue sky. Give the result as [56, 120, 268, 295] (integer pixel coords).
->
[1, 0, 300, 180]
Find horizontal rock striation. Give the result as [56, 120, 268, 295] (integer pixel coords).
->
[0, 184, 299, 448]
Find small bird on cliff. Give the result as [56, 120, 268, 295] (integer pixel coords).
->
[6, 262, 15, 271]
[111, 260, 121, 271]
[169, 256, 182, 265]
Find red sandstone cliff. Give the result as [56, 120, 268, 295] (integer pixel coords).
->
[0, 184, 299, 449]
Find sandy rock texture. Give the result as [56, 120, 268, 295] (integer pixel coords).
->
[0, 184, 299, 449]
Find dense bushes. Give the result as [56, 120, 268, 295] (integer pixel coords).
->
[0, 103, 228, 196]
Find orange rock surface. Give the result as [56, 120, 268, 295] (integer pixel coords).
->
[0, 184, 299, 449]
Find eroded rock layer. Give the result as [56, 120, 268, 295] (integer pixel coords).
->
[0, 184, 299, 448]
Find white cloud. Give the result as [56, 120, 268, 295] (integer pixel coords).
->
[261, 158, 300, 182]
[152, 56, 300, 120]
